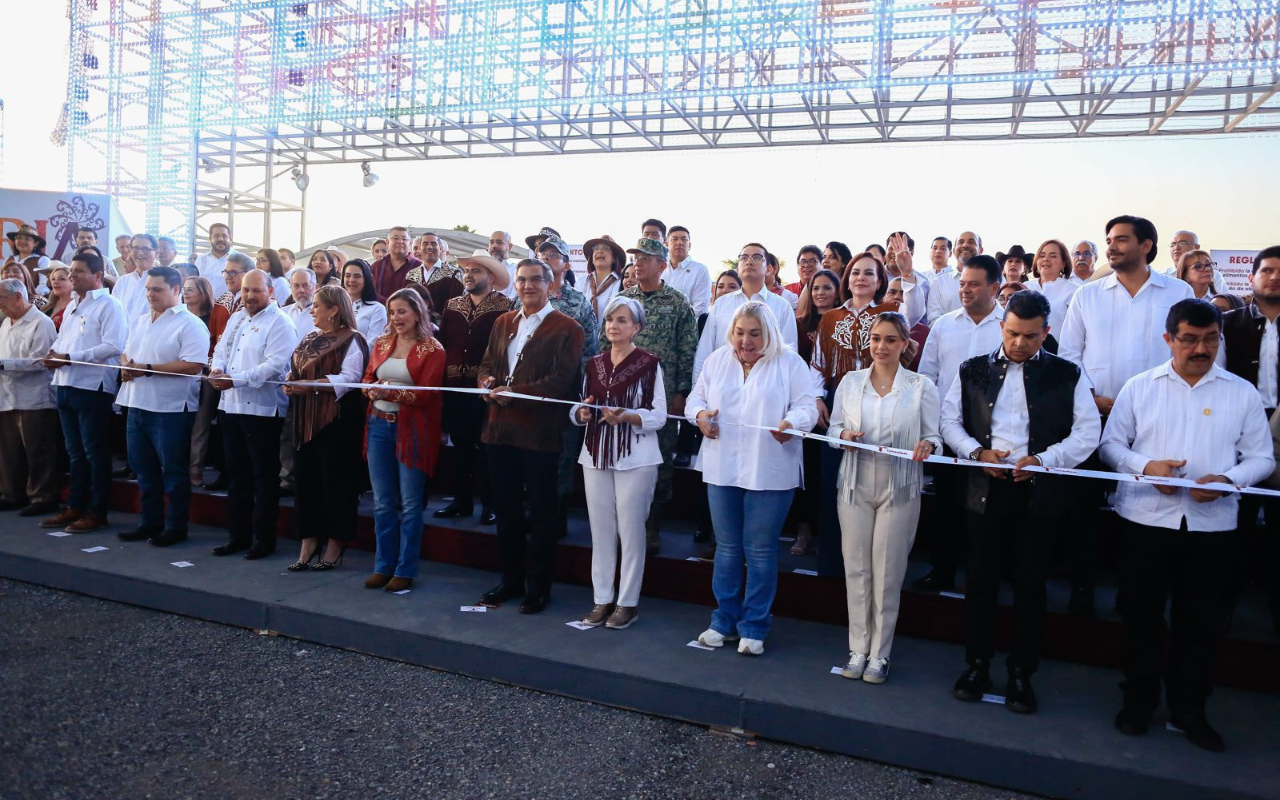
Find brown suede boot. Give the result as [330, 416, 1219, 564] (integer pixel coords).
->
[385, 577, 414, 592]
[39, 508, 82, 529]
[364, 572, 391, 589]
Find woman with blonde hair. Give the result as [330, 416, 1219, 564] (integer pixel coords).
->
[828, 312, 941, 684]
[1177, 249, 1217, 300]
[41, 264, 74, 331]
[687, 301, 818, 656]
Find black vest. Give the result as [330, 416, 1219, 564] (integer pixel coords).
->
[958, 349, 1081, 515]
[1221, 306, 1267, 395]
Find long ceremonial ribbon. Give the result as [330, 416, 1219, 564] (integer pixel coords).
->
[24, 357, 1280, 498]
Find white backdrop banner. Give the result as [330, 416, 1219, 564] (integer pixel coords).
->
[0, 188, 128, 263]
[1212, 249, 1259, 296]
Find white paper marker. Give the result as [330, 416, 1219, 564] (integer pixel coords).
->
[939, 591, 966, 600]
[81, 546, 108, 553]
[981, 694, 1006, 705]
[685, 557, 701, 562]
[566, 620, 594, 631]
[687, 640, 715, 651]
[793, 568, 818, 576]
[170, 561, 195, 568]
[459, 604, 486, 612]
[46, 532, 72, 538]
[392, 589, 412, 595]
[830, 666, 843, 675]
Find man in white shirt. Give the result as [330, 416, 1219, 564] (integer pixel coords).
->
[39, 250, 129, 533]
[1058, 215, 1198, 617]
[75, 226, 117, 288]
[1070, 240, 1097, 284]
[1167, 229, 1227, 294]
[0, 279, 59, 517]
[215, 252, 253, 314]
[913, 255, 1005, 593]
[885, 232, 928, 326]
[661, 225, 712, 317]
[927, 231, 980, 325]
[112, 233, 158, 322]
[694, 243, 798, 385]
[194, 222, 235, 298]
[491, 230, 522, 300]
[941, 291, 1101, 716]
[284, 268, 316, 340]
[155, 236, 179, 268]
[1100, 298, 1273, 752]
[115, 266, 209, 547]
[209, 270, 298, 559]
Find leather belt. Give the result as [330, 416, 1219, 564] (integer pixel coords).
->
[369, 407, 398, 423]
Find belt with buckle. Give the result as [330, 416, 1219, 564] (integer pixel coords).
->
[369, 407, 398, 423]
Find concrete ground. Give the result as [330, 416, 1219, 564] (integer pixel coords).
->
[0, 578, 1033, 800]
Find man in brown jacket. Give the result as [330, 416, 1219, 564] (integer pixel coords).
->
[476, 259, 585, 614]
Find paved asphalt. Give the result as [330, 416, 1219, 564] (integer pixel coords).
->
[0, 578, 1035, 800]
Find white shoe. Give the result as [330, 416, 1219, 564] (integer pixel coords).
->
[737, 637, 764, 656]
[841, 652, 869, 679]
[698, 628, 738, 648]
[862, 657, 889, 684]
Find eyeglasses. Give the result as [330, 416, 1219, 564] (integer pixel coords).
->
[515, 276, 547, 285]
[1186, 262, 1216, 272]
[738, 253, 765, 264]
[797, 258, 820, 267]
[1172, 334, 1220, 348]
[132, 247, 155, 255]
[222, 269, 245, 277]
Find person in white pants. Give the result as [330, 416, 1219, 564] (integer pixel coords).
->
[571, 296, 667, 630]
[828, 312, 942, 684]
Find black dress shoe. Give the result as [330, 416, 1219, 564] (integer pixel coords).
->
[433, 501, 474, 519]
[203, 475, 229, 491]
[1114, 707, 1150, 737]
[953, 660, 992, 702]
[18, 501, 59, 517]
[480, 510, 497, 526]
[244, 543, 276, 560]
[519, 593, 550, 614]
[118, 526, 160, 542]
[673, 453, 692, 469]
[212, 540, 248, 556]
[912, 570, 955, 593]
[1170, 712, 1226, 752]
[149, 530, 188, 548]
[1069, 585, 1097, 619]
[479, 581, 524, 606]
[1005, 669, 1038, 714]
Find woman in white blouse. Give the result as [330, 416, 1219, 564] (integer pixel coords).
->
[687, 301, 818, 656]
[341, 259, 388, 341]
[828, 312, 941, 684]
[1027, 240, 1079, 335]
[571, 297, 667, 630]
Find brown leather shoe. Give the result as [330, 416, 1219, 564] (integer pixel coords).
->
[581, 603, 614, 627]
[39, 508, 83, 529]
[605, 606, 638, 630]
[364, 572, 391, 589]
[65, 512, 108, 533]
[385, 577, 414, 592]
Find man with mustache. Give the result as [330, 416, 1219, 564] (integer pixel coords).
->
[1070, 240, 1098, 284]
[926, 231, 979, 325]
[1101, 298, 1273, 752]
[1058, 215, 1201, 617]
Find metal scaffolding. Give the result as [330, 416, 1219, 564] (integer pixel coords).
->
[62, 0, 1280, 247]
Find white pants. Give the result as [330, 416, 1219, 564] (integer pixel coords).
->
[837, 465, 920, 661]
[583, 464, 658, 607]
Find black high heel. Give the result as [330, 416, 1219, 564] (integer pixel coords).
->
[312, 543, 347, 571]
[287, 545, 320, 572]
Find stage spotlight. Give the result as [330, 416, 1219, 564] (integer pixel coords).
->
[361, 161, 379, 187]
[291, 166, 310, 191]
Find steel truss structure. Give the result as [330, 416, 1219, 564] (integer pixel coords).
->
[63, 0, 1280, 246]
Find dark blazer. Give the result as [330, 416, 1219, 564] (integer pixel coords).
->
[478, 308, 584, 453]
[1222, 305, 1268, 396]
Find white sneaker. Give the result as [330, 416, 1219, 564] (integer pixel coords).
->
[862, 657, 889, 684]
[841, 652, 869, 679]
[737, 637, 765, 656]
[698, 628, 738, 648]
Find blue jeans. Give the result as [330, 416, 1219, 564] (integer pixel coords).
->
[707, 485, 795, 641]
[367, 416, 428, 579]
[127, 408, 195, 532]
[56, 386, 114, 513]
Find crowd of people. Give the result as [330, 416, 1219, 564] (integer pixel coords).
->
[2, 216, 1278, 754]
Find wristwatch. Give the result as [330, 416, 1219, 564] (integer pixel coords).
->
[969, 447, 984, 461]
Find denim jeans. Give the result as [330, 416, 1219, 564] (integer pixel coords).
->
[707, 484, 795, 641]
[367, 416, 428, 579]
[127, 408, 195, 532]
[56, 386, 115, 513]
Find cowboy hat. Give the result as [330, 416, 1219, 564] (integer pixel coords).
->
[582, 236, 627, 273]
[35, 259, 69, 276]
[456, 248, 511, 292]
[524, 227, 561, 252]
[6, 224, 46, 252]
[996, 244, 1031, 268]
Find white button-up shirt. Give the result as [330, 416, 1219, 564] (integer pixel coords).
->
[285, 301, 315, 341]
[1100, 362, 1274, 532]
[353, 299, 388, 342]
[0, 305, 57, 410]
[895, 272, 929, 327]
[50, 288, 129, 393]
[194, 250, 234, 299]
[926, 267, 961, 324]
[693, 288, 799, 385]
[116, 306, 210, 413]
[210, 303, 298, 417]
[509, 301, 555, 374]
[662, 258, 712, 317]
[111, 268, 150, 322]
[939, 349, 1101, 469]
[918, 304, 1004, 398]
[499, 258, 521, 300]
[686, 347, 818, 491]
[1057, 269, 1196, 399]
[1025, 277, 1079, 335]
[1253, 305, 1278, 409]
[570, 365, 668, 471]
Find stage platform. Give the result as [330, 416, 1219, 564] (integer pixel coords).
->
[1, 511, 1278, 800]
